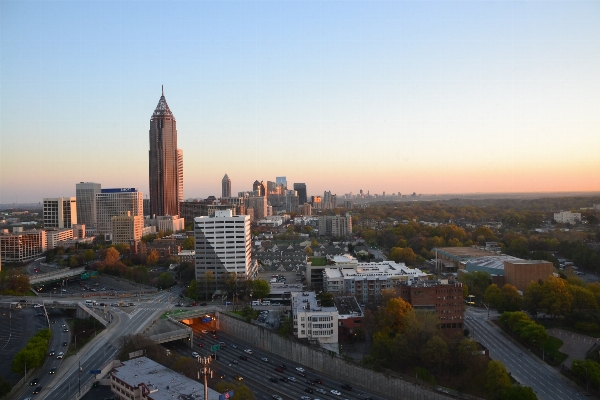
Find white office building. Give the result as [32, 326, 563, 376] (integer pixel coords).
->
[292, 291, 338, 348]
[96, 188, 144, 235]
[554, 211, 582, 224]
[194, 210, 255, 288]
[43, 197, 77, 228]
[46, 228, 74, 249]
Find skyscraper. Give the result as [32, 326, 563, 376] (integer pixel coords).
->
[252, 180, 265, 197]
[293, 183, 307, 205]
[276, 176, 287, 189]
[149, 86, 182, 217]
[222, 174, 231, 198]
[43, 198, 77, 228]
[95, 188, 143, 235]
[76, 182, 101, 229]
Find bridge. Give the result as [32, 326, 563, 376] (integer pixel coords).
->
[30, 267, 87, 285]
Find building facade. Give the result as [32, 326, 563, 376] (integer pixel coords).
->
[194, 210, 254, 291]
[248, 196, 267, 220]
[146, 215, 185, 233]
[554, 211, 582, 224]
[96, 188, 144, 235]
[111, 212, 144, 245]
[43, 197, 77, 228]
[293, 183, 307, 205]
[75, 182, 101, 229]
[46, 228, 74, 249]
[318, 213, 352, 237]
[0, 230, 47, 263]
[149, 87, 182, 217]
[503, 260, 554, 292]
[298, 203, 312, 216]
[292, 291, 339, 347]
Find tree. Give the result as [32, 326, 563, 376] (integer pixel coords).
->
[485, 360, 511, 399]
[304, 246, 313, 256]
[502, 386, 538, 400]
[523, 281, 544, 317]
[187, 279, 198, 300]
[541, 276, 573, 318]
[104, 247, 120, 265]
[316, 292, 334, 307]
[388, 247, 417, 264]
[157, 273, 174, 289]
[458, 271, 491, 302]
[501, 284, 523, 312]
[484, 284, 504, 309]
[182, 236, 194, 250]
[252, 279, 270, 300]
[569, 285, 598, 314]
[422, 335, 449, 373]
[147, 250, 160, 266]
[83, 249, 95, 262]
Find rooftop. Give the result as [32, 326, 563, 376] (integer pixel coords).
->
[434, 247, 497, 260]
[333, 296, 363, 318]
[112, 357, 220, 400]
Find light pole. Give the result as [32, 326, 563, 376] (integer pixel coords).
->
[75, 331, 86, 350]
[196, 356, 212, 400]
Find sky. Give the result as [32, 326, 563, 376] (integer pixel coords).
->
[1, 0, 599, 204]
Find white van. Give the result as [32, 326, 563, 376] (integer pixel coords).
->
[262, 301, 271, 306]
[252, 301, 261, 306]
[85, 300, 97, 306]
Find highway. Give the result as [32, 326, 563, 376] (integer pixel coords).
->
[464, 308, 583, 400]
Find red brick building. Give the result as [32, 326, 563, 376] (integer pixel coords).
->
[395, 281, 464, 334]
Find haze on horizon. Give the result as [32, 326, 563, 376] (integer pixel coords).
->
[1, 1, 599, 204]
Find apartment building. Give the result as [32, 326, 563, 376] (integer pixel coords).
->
[292, 291, 338, 347]
[0, 229, 47, 263]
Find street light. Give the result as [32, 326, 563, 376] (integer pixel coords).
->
[75, 331, 86, 350]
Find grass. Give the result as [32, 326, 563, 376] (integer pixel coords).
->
[309, 257, 327, 266]
[161, 309, 188, 319]
[543, 336, 569, 365]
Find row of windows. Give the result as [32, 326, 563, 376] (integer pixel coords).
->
[310, 323, 332, 329]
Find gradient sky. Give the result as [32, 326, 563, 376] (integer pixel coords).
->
[1, 1, 599, 203]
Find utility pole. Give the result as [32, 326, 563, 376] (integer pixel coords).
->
[78, 360, 82, 396]
[196, 356, 212, 400]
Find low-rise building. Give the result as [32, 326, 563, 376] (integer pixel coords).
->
[0, 229, 47, 263]
[110, 357, 220, 400]
[504, 260, 554, 292]
[554, 211, 582, 224]
[147, 215, 185, 232]
[178, 249, 195, 263]
[292, 291, 338, 349]
[335, 296, 364, 341]
[46, 228, 74, 249]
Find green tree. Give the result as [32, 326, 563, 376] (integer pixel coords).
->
[569, 285, 598, 314]
[541, 276, 573, 318]
[388, 247, 417, 264]
[157, 273, 174, 289]
[182, 236, 194, 250]
[485, 360, 511, 399]
[523, 281, 544, 317]
[422, 335, 449, 373]
[501, 284, 523, 312]
[316, 292, 334, 307]
[187, 279, 198, 300]
[458, 271, 491, 302]
[502, 385, 538, 400]
[83, 249, 95, 262]
[252, 279, 270, 300]
[484, 284, 504, 309]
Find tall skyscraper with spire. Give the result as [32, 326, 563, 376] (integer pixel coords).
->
[222, 174, 231, 198]
[149, 86, 182, 217]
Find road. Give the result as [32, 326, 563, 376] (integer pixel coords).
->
[464, 308, 583, 400]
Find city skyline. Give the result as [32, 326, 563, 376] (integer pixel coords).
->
[1, 1, 599, 203]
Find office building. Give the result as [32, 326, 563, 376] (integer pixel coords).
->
[75, 182, 101, 228]
[248, 196, 267, 220]
[46, 228, 74, 249]
[298, 203, 312, 216]
[146, 214, 184, 233]
[252, 180, 266, 197]
[110, 357, 220, 400]
[276, 176, 287, 189]
[180, 200, 213, 222]
[323, 191, 337, 209]
[554, 211, 582, 224]
[0, 229, 47, 263]
[285, 190, 299, 213]
[311, 196, 322, 210]
[149, 87, 182, 217]
[43, 197, 77, 228]
[194, 210, 254, 290]
[222, 174, 231, 198]
[318, 213, 352, 237]
[96, 188, 144, 235]
[293, 183, 307, 205]
[292, 291, 338, 347]
[111, 212, 144, 245]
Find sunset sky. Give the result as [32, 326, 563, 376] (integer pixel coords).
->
[1, 1, 599, 203]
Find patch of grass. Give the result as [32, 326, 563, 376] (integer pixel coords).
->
[544, 336, 569, 365]
[309, 257, 326, 266]
[161, 309, 187, 319]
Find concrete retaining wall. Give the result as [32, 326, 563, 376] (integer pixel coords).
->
[218, 312, 452, 400]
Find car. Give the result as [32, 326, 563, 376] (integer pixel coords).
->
[230, 344, 237, 349]
[230, 360, 238, 364]
[62, 341, 67, 346]
[304, 388, 314, 394]
[63, 328, 69, 332]
[49, 367, 56, 374]
[57, 352, 64, 359]
[200, 303, 207, 306]
[313, 378, 322, 384]
[49, 349, 55, 356]
[51, 320, 56, 324]
[269, 377, 278, 383]
[261, 357, 269, 362]
[330, 390, 341, 396]
[278, 364, 287, 369]
[305, 380, 315, 386]
[272, 396, 283, 400]
[212, 335, 217, 339]
[279, 377, 288, 382]
[234, 375, 243, 381]
[340, 384, 352, 391]
[62, 324, 66, 328]
[297, 371, 306, 377]
[191, 352, 199, 358]
[32, 386, 42, 394]
[288, 376, 297, 382]
[30, 378, 39, 386]
[244, 349, 253, 354]
[315, 389, 326, 394]
[274, 367, 283, 373]
[296, 367, 305, 372]
[197, 343, 204, 347]
[239, 355, 248, 361]
[300, 397, 311, 400]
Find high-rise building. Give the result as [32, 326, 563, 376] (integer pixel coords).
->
[111, 211, 144, 245]
[318, 213, 353, 237]
[96, 188, 143, 235]
[194, 210, 254, 291]
[222, 174, 231, 198]
[76, 182, 101, 229]
[43, 198, 77, 228]
[298, 203, 312, 216]
[248, 196, 267, 220]
[323, 191, 337, 209]
[293, 183, 307, 205]
[252, 180, 266, 197]
[276, 176, 287, 189]
[149, 86, 182, 217]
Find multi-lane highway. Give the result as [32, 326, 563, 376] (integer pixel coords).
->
[464, 308, 583, 400]
[164, 319, 383, 400]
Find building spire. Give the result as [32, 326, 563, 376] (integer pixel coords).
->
[162, 84, 164, 96]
